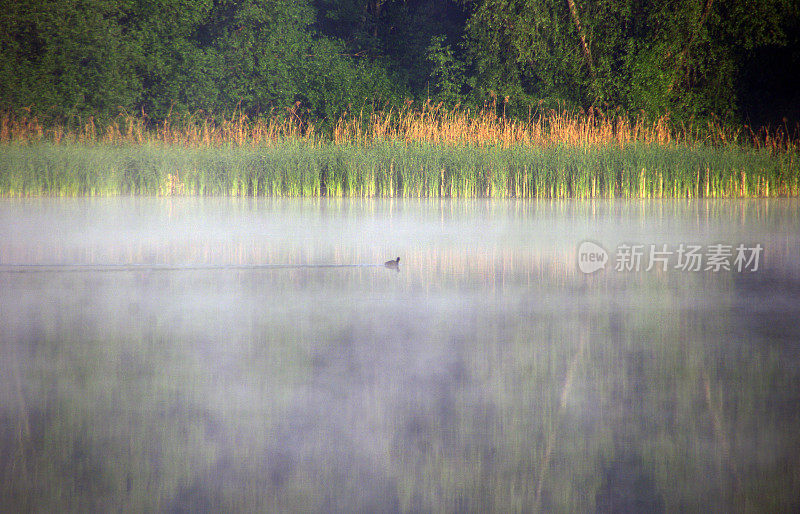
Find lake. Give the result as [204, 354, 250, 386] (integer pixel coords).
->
[2, 198, 799, 512]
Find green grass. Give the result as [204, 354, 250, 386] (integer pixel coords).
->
[0, 141, 797, 197]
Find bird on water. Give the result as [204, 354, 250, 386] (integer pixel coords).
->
[384, 257, 400, 269]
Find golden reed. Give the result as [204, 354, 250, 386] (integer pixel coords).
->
[1, 101, 796, 152]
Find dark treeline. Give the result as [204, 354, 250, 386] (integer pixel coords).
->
[1, 0, 798, 128]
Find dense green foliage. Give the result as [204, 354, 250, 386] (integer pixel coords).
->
[0, 0, 797, 124]
[464, 0, 796, 120]
[0, 0, 399, 124]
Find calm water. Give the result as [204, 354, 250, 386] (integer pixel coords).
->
[1, 198, 799, 512]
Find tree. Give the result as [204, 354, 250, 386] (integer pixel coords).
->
[0, 0, 795, 124]
[426, 34, 470, 105]
[298, 37, 399, 124]
[133, 0, 401, 119]
[0, 0, 142, 118]
[314, 0, 469, 102]
[463, 0, 795, 120]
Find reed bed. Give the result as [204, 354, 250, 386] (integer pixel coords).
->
[1, 104, 797, 198]
[0, 141, 796, 198]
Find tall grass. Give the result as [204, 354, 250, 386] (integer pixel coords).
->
[0, 141, 796, 198]
[1, 104, 797, 197]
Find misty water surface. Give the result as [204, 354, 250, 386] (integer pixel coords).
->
[2, 198, 799, 512]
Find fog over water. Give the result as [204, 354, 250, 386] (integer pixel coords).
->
[2, 198, 799, 512]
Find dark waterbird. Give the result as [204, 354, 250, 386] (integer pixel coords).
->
[1, 258, 404, 272]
